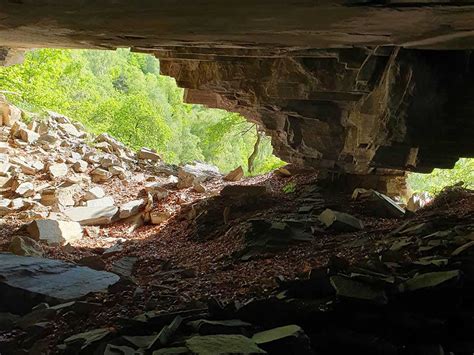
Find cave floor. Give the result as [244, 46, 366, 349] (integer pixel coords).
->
[1, 168, 473, 353]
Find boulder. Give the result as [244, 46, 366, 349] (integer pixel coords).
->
[9, 235, 44, 257]
[85, 196, 115, 208]
[84, 186, 106, 201]
[90, 168, 112, 183]
[185, 335, 265, 354]
[27, 219, 83, 245]
[137, 147, 161, 161]
[319, 209, 364, 232]
[399, 270, 461, 292]
[224, 166, 244, 182]
[64, 206, 118, 225]
[19, 128, 40, 144]
[150, 210, 172, 224]
[0, 254, 119, 314]
[119, 199, 146, 219]
[15, 182, 35, 197]
[59, 123, 84, 138]
[72, 160, 88, 173]
[0, 142, 9, 153]
[48, 163, 68, 179]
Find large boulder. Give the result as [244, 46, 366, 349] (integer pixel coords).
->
[64, 206, 118, 225]
[137, 147, 161, 161]
[27, 219, 83, 245]
[0, 253, 119, 314]
[224, 166, 244, 182]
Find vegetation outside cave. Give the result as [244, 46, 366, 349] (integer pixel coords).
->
[0, 48, 285, 175]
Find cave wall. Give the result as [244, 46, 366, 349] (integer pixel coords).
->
[0, 0, 473, 176]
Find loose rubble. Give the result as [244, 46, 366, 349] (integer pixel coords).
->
[0, 97, 473, 354]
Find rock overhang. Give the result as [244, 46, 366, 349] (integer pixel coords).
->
[0, 0, 473, 178]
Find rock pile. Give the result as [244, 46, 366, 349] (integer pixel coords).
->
[0, 98, 227, 252]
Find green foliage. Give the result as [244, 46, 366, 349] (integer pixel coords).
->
[408, 158, 474, 195]
[0, 48, 284, 174]
[282, 182, 297, 194]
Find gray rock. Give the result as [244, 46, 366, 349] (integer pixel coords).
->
[64, 205, 118, 225]
[72, 160, 88, 173]
[319, 209, 364, 232]
[138, 147, 161, 161]
[84, 186, 106, 200]
[48, 163, 68, 179]
[330, 275, 388, 304]
[111, 256, 138, 278]
[399, 270, 461, 292]
[9, 235, 44, 256]
[153, 347, 190, 354]
[0, 253, 119, 314]
[252, 324, 312, 355]
[119, 199, 146, 219]
[85, 196, 115, 208]
[185, 335, 265, 354]
[368, 191, 405, 218]
[64, 328, 113, 352]
[27, 219, 83, 245]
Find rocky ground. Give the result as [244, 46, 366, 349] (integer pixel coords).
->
[0, 99, 473, 354]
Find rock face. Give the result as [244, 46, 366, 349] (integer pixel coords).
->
[1, 2, 473, 180]
[0, 253, 119, 314]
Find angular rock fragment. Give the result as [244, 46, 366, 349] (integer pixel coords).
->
[0, 254, 119, 314]
[84, 186, 106, 200]
[9, 235, 44, 257]
[252, 324, 312, 354]
[137, 147, 161, 161]
[15, 182, 35, 197]
[48, 163, 68, 179]
[150, 210, 172, 224]
[319, 209, 364, 232]
[399, 270, 461, 292]
[330, 275, 388, 304]
[85, 196, 115, 208]
[64, 206, 118, 225]
[64, 328, 113, 353]
[111, 256, 138, 278]
[185, 335, 265, 354]
[90, 167, 112, 183]
[27, 219, 83, 245]
[119, 199, 146, 219]
[19, 128, 40, 143]
[224, 166, 244, 182]
[72, 160, 88, 173]
[59, 123, 84, 138]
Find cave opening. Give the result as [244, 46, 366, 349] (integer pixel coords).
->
[0, 1, 473, 353]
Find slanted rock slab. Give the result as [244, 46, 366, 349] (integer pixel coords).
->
[27, 219, 83, 245]
[319, 209, 364, 232]
[252, 324, 312, 354]
[0, 253, 119, 314]
[64, 206, 118, 225]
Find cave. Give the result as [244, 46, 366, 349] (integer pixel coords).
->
[0, 1, 474, 354]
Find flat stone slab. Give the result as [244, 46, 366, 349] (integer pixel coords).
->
[0, 253, 119, 314]
[64, 206, 118, 225]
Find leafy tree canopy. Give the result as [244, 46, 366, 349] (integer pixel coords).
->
[0, 48, 284, 175]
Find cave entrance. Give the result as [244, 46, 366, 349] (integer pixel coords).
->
[0, 48, 285, 177]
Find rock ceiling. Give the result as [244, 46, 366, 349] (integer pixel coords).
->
[1, 0, 474, 175]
